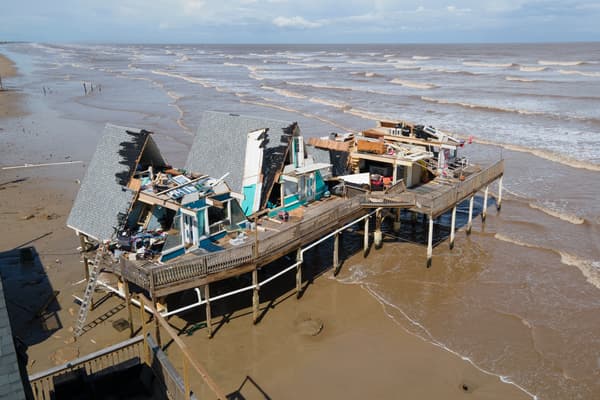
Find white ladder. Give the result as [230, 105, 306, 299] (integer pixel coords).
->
[74, 247, 105, 337]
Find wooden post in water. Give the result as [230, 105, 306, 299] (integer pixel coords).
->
[204, 284, 213, 338]
[482, 185, 489, 222]
[374, 209, 383, 249]
[467, 195, 474, 235]
[252, 268, 259, 324]
[363, 216, 369, 257]
[333, 232, 340, 276]
[427, 214, 434, 268]
[393, 209, 401, 233]
[296, 248, 302, 298]
[497, 176, 503, 211]
[450, 206, 457, 250]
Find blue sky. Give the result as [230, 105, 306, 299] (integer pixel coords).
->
[2, 0, 599, 43]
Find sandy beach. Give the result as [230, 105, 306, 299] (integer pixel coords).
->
[0, 51, 533, 399]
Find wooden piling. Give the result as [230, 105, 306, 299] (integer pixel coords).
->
[252, 268, 259, 324]
[374, 209, 383, 249]
[296, 248, 302, 298]
[482, 185, 489, 222]
[393, 209, 401, 233]
[467, 195, 474, 235]
[204, 284, 213, 338]
[333, 232, 340, 276]
[363, 216, 369, 257]
[497, 176, 503, 211]
[427, 214, 433, 268]
[450, 206, 456, 250]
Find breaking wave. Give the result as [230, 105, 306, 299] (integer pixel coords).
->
[239, 98, 352, 132]
[286, 80, 354, 92]
[309, 97, 351, 110]
[505, 76, 536, 82]
[559, 252, 600, 291]
[412, 56, 431, 60]
[420, 96, 543, 116]
[351, 71, 384, 78]
[463, 61, 518, 68]
[538, 60, 587, 66]
[348, 60, 391, 66]
[334, 273, 538, 400]
[421, 67, 481, 76]
[287, 61, 336, 70]
[260, 85, 307, 99]
[520, 66, 548, 72]
[494, 234, 600, 291]
[468, 136, 600, 173]
[528, 202, 585, 225]
[558, 70, 600, 78]
[391, 79, 438, 89]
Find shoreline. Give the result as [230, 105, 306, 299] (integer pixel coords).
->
[0, 49, 534, 399]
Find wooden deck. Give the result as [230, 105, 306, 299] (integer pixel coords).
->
[113, 159, 503, 296]
[117, 196, 365, 297]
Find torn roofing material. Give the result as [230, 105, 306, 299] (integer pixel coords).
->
[67, 123, 166, 241]
[184, 111, 297, 207]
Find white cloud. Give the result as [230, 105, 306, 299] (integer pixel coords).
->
[273, 15, 322, 28]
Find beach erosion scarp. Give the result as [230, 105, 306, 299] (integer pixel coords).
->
[0, 50, 536, 399]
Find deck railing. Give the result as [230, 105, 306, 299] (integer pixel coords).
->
[419, 159, 504, 216]
[148, 196, 364, 291]
[29, 336, 145, 400]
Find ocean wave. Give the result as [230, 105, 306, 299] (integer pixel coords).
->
[471, 136, 600, 172]
[412, 56, 431, 60]
[520, 66, 548, 72]
[558, 252, 600, 291]
[558, 70, 600, 78]
[420, 66, 481, 76]
[528, 202, 585, 225]
[420, 96, 542, 115]
[239, 98, 352, 132]
[287, 61, 335, 70]
[261, 85, 307, 99]
[391, 79, 437, 89]
[392, 65, 422, 71]
[351, 71, 384, 78]
[348, 60, 390, 66]
[285, 80, 394, 97]
[343, 107, 388, 121]
[463, 61, 518, 68]
[505, 76, 536, 82]
[494, 233, 542, 249]
[309, 97, 351, 110]
[344, 281, 539, 400]
[538, 60, 586, 66]
[286, 80, 354, 91]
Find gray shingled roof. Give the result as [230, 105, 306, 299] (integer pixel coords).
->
[67, 124, 164, 241]
[0, 278, 26, 400]
[185, 111, 296, 198]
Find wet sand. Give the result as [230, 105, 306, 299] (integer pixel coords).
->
[0, 52, 531, 399]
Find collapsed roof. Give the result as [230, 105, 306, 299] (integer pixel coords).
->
[184, 111, 298, 212]
[67, 124, 168, 241]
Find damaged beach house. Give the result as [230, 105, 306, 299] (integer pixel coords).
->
[65, 111, 505, 341]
